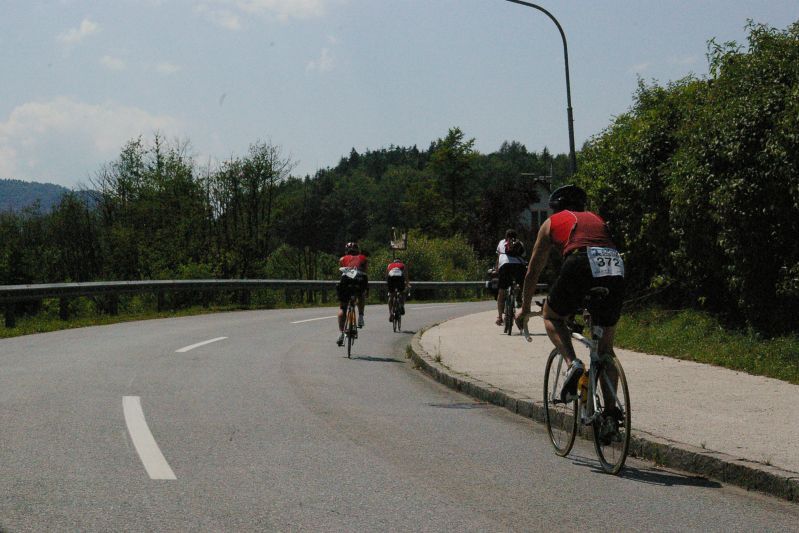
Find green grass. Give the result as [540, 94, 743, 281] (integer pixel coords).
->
[616, 308, 799, 384]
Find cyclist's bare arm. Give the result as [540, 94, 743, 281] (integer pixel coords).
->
[519, 219, 552, 315]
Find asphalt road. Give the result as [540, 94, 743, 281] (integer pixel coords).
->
[1, 302, 797, 531]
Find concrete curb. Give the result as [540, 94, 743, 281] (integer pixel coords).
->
[408, 327, 799, 503]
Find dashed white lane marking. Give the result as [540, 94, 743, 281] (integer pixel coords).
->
[123, 396, 176, 480]
[289, 303, 477, 323]
[291, 315, 338, 324]
[175, 337, 227, 353]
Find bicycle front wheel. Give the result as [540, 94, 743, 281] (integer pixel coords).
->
[346, 307, 356, 358]
[592, 356, 631, 474]
[543, 348, 578, 456]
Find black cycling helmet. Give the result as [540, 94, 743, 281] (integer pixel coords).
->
[548, 184, 587, 212]
[345, 241, 360, 254]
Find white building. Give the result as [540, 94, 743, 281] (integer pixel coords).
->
[518, 178, 552, 232]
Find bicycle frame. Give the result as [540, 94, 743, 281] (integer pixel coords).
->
[525, 312, 623, 426]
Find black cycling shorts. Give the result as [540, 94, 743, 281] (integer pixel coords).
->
[547, 251, 625, 327]
[337, 273, 368, 309]
[498, 262, 526, 290]
[386, 275, 406, 292]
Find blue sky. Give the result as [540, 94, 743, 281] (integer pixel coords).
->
[1, 0, 796, 188]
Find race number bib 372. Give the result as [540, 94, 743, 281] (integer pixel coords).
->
[587, 247, 624, 278]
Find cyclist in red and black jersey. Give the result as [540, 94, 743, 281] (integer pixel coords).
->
[385, 258, 410, 321]
[516, 185, 626, 401]
[336, 242, 369, 346]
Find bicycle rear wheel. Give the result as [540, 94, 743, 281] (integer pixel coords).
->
[592, 356, 631, 474]
[543, 348, 578, 456]
[503, 294, 514, 335]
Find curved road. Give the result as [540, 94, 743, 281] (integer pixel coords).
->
[1, 302, 796, 531]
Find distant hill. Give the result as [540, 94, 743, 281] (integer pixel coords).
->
[0, 179, 73, 212]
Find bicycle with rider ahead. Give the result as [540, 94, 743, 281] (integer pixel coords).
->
[516, 184, 629, 473]
[495, 229, 526, 333]
[336, 242, 368, 348]
[386, 258, 410, 332]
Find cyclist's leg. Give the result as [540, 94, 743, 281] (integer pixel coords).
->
[591, 276, 624, 412]
[512, 263, 526, 307]
[546, 253, 592, 366]
[597, 325, 620, 411]
[337, 281, 348, 331]
[542, 302, 578, 366]
[357, 277, 367, 326]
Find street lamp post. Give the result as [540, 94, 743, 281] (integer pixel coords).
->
[503, 0, 577, 175]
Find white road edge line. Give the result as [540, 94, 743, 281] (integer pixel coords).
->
[122, 396, 176, 480]
[175, 336, 227, 353]
[291, 315, 338, 324]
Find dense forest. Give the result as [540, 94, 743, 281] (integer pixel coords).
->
[0, 129, 569, 288]
[576, 21, 799, 335]
[2, 21, 797, 336]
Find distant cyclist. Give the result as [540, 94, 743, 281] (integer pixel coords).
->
[385, 257, 410, 321]
[336, 242, 368, 346]
[495, 229, 527, 327]
[516, 185, 625, 402]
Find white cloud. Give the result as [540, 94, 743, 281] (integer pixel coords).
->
[669, 56, 698, 66]
[236, 0, 327, 21]
[156, 62, 181, 75]
[195, 4, 242, 30]
[306, 47, 334, 73]
[0, 97, 182, 185]
[100, 55, 126, 71]
[196, 0, 328, 28]
[57, 19, 99, 45]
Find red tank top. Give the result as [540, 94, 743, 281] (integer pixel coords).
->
[386, 262, 405, 274]
[340, 254, 368, 272]
[549, 210, 615, 257]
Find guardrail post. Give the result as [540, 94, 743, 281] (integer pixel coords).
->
[5, 305, 15, 328]
[109, 295, 119, 316]
[59, 297, 69, 321]
[240, 289, 251, 309]
[157, 291, 165, 312]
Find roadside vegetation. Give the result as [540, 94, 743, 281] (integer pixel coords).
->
[616, 308, 799, 384]
[2, 21, 797, 383]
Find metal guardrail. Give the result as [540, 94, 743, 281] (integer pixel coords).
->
[0, 279, 511, 328]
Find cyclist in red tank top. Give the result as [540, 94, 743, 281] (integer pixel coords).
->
[336, 242, 369, 346]
[549, 210, 615, 256]
[515, 185, 626, 402]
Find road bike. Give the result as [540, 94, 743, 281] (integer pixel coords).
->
[523, 287, 631, 474]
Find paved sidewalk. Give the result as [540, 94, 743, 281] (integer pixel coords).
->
[413, 307, 799, 501]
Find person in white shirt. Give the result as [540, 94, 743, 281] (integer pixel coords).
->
[495, 229, 527, 326]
